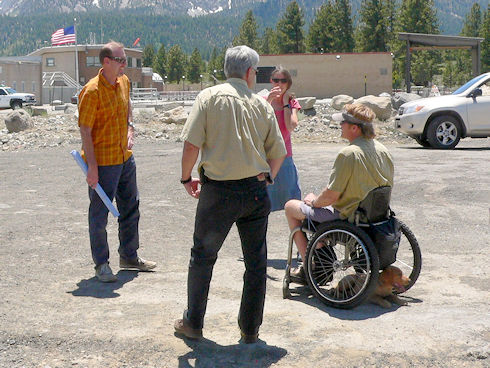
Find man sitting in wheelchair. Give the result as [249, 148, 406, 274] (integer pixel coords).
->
[284, 103, 394, 284]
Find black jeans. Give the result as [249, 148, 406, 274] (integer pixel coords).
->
[88, 155, 140, 266]
[185, 176, 271, 335]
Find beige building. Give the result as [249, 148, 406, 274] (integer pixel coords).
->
[256, 52, 393, 99]
[28, 44, 145, 103]
[0, 56, 42, 104]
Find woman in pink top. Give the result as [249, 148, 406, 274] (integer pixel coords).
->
[266, 67, 302, 211]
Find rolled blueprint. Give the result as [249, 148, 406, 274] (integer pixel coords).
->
[70, 150, 120, 217]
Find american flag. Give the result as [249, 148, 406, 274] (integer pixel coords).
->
[51, 26, 76, 46]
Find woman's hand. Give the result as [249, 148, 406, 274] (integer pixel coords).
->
[282, 90, 292, 106]
[267, 86, 282, 103]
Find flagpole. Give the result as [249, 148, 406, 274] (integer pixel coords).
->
[74, 17, 80, 92]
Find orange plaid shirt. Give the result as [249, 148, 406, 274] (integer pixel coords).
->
[78, 69, 132, 166]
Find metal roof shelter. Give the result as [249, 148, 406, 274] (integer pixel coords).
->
[398, 32, 484, 92]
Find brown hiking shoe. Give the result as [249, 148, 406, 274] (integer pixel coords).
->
[174, 319, 203, 340]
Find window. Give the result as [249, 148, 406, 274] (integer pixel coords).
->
[256, 67, 275, 84]
[32, 81, 36, 92]
[21, 81, 25, 92]
[86, 56, 100, 67]
[127, 57, 133, 68]
[46, 58, 55, 67]
[380, 68, 388, 75]
[0, 89, 6, 95]
[136, 59, 142, 68]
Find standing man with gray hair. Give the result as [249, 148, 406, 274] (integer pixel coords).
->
[174, 45, 286, 343]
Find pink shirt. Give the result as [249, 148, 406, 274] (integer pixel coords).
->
[275, 98, 301, 157]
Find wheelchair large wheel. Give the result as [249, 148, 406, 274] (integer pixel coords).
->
[392, 220, 422, 293]
[304, 220, 380, 309]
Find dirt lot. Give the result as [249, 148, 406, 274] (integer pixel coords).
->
[0, 138, 489, 367]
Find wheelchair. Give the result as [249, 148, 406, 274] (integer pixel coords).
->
[283, 186, 422, 309]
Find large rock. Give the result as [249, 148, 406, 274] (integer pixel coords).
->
[160, 106, 188, 125]
[354, 95, 393, 120]
[391, 92, 422, 110]
[296, 97, 316, 110]
[5, 109, 33, 133]
[31, 107, 48, 116]
[331, 95, 354, 110]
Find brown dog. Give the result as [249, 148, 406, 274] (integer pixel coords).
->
[337, 266, 411, 308]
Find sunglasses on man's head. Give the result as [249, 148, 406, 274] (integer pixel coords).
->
[271, 78, 288, 83]
[108, 56, 127, 64]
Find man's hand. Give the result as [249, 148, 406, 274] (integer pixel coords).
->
[127, 126, 135, 149]
[86, 165, 99, 189]
[183, 178, 201, 198]
[303, 192, 317, 207]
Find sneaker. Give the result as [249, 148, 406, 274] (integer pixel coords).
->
[174, 319, 203, 340]
[290, 265, 307, 285]
[95, 263, 117, 283]
[239, 330, 259, 344]
[119, 256, 156, 271]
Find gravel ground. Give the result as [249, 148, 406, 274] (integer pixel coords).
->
[0, 102, 489, 368]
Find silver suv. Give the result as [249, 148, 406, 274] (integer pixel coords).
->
[395, 73, 490, 149]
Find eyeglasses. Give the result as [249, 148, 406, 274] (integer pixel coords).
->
[271, 78, 288, 84]
[108, 56, 127, 64]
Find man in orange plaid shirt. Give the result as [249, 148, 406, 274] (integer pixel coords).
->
[78, 41, 156, 282]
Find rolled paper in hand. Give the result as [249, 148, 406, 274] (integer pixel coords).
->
[70, 150, 120, 217]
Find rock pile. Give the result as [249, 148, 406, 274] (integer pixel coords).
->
[0, 99, 414, 152]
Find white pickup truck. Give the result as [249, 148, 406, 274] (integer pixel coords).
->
[0, 86, 36, 109]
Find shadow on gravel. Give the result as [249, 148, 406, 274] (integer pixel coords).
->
[177, 336, 287, 368]
[287, 286, 421, 321]
[66, 270, 139, 298]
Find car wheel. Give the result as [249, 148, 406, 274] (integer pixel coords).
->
[426, 115, 461, 149]
[414, 135, 431, 147]
[11, 101, 22, 110]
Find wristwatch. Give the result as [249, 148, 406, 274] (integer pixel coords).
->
[283, 103, 290, 109]
[180, 176, 192, 184]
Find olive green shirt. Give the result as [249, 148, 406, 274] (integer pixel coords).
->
[328, 137, 394, 222]
[181, 78, 286, 180]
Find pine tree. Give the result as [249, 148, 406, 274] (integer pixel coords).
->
[276, 1, 306, 54]
[307, 2, 336, 53]
[167, 45, 186, 83]
[142, 44, 155, 68]
[481, 5, 490, 72]
[332, 0, 354, 52]
[461, 3, 482, 37]
[260, 27, 278, 54]
[187, 48, 202, 83]
[356, 0, 387, 52]
[233, 10, 259, 50]
[153, 44, 167, 78]
[393, 0, 440, 88]
[383, 0, 397, 46]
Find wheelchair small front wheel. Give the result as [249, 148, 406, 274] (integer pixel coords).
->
[304, 221, 380, 309]
[282, 276, 291, 299]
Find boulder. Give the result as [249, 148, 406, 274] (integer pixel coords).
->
[160, 106, 188, 125]
[354, 95, 393, 120]
[51, 100, 63, 106]
[31, 107, 48, 116]
[5, 109, 33, 133]
[296, 97, 316, 110]
[154, 102, 183, 112]
[53, 104, 66, 111]
[331, 95, 354, 110]
[391, 92, 421, 110]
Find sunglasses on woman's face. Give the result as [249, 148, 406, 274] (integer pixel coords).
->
[271, 78, 288, 83]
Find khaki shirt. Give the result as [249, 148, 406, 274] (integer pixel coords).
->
[328, 137, 394, 222]
[181, 78, 286, 180]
